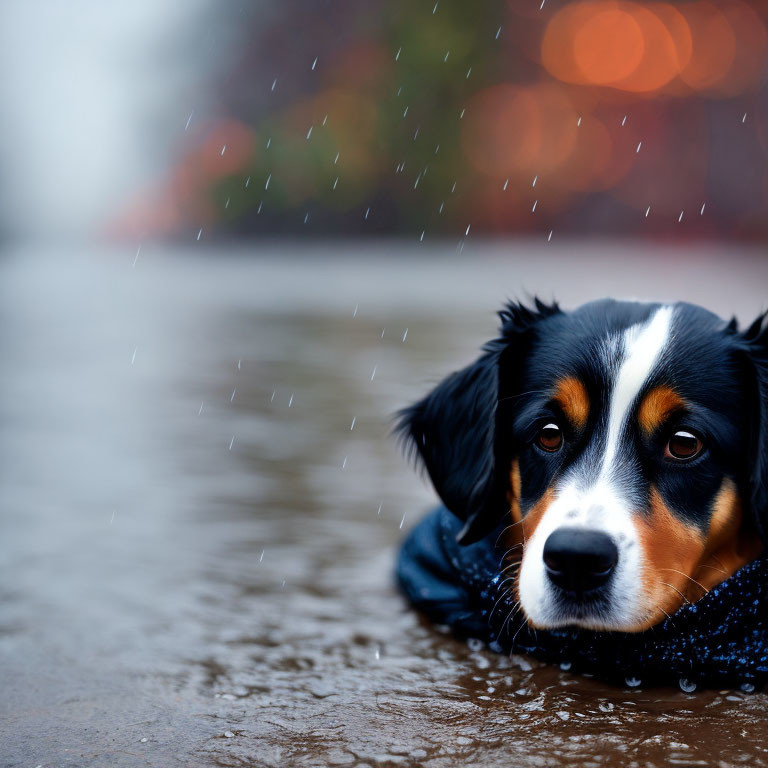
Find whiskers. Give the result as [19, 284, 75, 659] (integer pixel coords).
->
[659, 567, 710, 597]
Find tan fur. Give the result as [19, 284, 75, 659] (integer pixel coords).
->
[552, 376, 590, 430]
[637, 385, 685, 436]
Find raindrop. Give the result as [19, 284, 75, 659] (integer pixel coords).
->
[625, 676, 642, 688]
[465, 224, 471, 236]
[636, 141, 642, 153]
[532, 174, 538, 187]
[560, 661, 572, 671]
[645, 205, 651, 217]
[420, 231, 425, 242]
[350, 417, 356, 431]
[540, 0, 546, 8]
[399, 512, 407, 529]
[402, 328, 408, 342]
[679, 678, 697, 693]
[700, 203, 706, 215]
[742, 113, 747, 124]
[245, 176, 251, 188]
[377, 502, 383, 515]
[304, 211, 309, 224]
[288, 392, 294, 407]
[370, 365, 377, 382]
[444, 50, 450, 62]
[547, 230, 553, 242]
[221, 144, 226, 156]
[395, 47, 402, 61]
[131, 347, 138, 365]
[132, 244, 141, 268]
[333, 177, 338, 190]
[197, 228, 203, 241]
[459, 108, 466, 119]
[265, 174, 271, 190]
[353, 303, 359, 317]
[306, 126, 313, 139]
[466, 67, 472, 79]
[342, 455, 348, 469]
[532, 200, 538, 213]
[198, 401, 204, 415]
[433, 1, 438, 12]
[678, 210, 684, 223]
[334, 151, 340, 164]
[322, 114, 328, 126]
[503, 178, 509, 190]
[311, 56, 318, 70]
[271, 78, 277, 91]
[225, 197, 230, 209]
[185, 111, 194, 130]
[621, 115, 627, 126]
[229, 435, 235, 450]
[577, 116, 582, 127]
[364, 207, 370, 220]
[270, 390, 275, 402]
[439, 201, 444, 213]
[260, 549, 265, 562]
[266, 137, 271, 149]
[231, 388, 236, 402]
[224, 731, 235, 739]
[140, 737, 148, 743]
[495, 26, 502, 39]
[403, 106, 408, 118]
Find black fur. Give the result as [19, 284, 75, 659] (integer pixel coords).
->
[396, 298, 560, 544]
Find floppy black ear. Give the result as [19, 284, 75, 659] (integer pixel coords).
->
[397, 299, 560, 545]
[740, 310, 768, 541]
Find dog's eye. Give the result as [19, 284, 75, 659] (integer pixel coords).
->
[665, 430, 703, 461]
[536, 423, 563, 453]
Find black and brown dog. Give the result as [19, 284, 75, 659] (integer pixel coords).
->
[397, 299, 767, 642]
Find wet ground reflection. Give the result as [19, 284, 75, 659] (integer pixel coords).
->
[1, 243, 767, 767]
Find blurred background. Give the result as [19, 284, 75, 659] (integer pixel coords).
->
[1, 0, 767, 243]
[2, 3, 768, 767]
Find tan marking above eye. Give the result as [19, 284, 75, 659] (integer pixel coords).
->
[637, 385, 685, 436]
[552, 376, 589, 429]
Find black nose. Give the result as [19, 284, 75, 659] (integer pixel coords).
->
[543, 527, 618, 594]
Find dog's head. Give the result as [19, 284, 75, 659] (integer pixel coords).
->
[399, 299, 767, 632]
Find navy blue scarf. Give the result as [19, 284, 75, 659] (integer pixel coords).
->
[397, 506, 768, 691]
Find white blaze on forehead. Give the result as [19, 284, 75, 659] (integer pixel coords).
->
[517, 305, 676, 631]
[599, 305, 675, 481]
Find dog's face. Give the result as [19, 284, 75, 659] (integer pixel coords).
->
[400, 299, 768, 633]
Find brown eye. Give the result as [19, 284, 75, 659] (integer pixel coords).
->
[536, 423, 563, 453]
[665, 430, 703, 461]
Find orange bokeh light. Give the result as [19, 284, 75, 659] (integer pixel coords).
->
[573, 7, 645, 85]
[541, 0, 767, 96]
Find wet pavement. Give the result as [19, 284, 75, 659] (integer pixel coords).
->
[1, 241, 768, 767]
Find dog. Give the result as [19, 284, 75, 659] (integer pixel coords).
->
[398, 299, 767, 634]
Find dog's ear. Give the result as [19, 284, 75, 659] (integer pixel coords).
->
[397, 299, 560, 545]
[739, 310, 768, 541]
